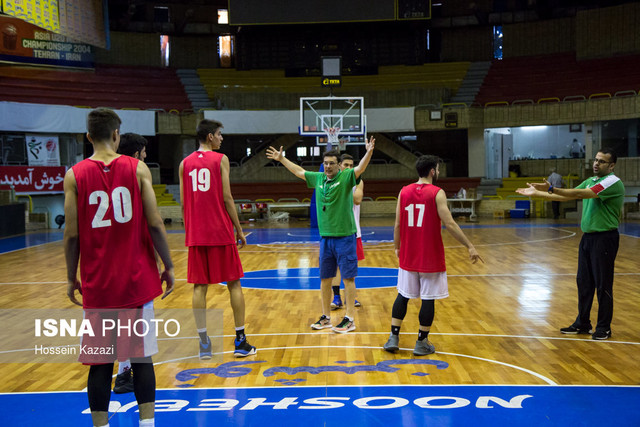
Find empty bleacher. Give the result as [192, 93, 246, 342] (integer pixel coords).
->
[198, 63, 470, 109]
[476, 53, 640, 106]
[0, 64, 192, 111]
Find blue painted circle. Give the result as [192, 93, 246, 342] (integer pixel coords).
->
[240, 267, 398, 290]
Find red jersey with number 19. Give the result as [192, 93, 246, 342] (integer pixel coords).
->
[72, 156, 161, 309]
[398, 183, 446, 273]
[182, 150, 235, 246]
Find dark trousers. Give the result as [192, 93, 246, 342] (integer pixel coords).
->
[573, 230, 619, 332]
[551, 201, 560, 219]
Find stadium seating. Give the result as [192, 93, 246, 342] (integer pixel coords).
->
[197, 62, 470, 109]
[0, 64, 192, 111]
[476, 53, 640, 106]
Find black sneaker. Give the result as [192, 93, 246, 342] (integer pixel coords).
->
[592, 330, 611, 340]
[234, 337, 257, 357]
[113, 369, 134, 394]
[560, 325, 593, 334]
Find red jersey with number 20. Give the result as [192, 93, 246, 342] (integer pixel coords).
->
[182, 150, 235, 246]
[398, 183, 446, 273]
[72, 156, 161, 309]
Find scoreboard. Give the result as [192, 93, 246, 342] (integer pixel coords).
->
[228, 0, 430, 25]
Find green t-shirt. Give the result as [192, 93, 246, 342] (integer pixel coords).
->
[576, 173, 624, 233]
[305, 168, 357, 237]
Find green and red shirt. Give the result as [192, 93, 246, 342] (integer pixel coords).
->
[576, 173, 624, 233]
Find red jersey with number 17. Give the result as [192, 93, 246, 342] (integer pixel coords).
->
[182, 150, 235, 246]
[398, 183, 446, 273]
[72, 156, 162, 309]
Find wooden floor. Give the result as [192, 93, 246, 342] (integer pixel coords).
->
[1, 217, 640, 394]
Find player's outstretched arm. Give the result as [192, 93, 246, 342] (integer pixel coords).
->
[435, 190, 484, 264]
[138, 161, 175, 298]
[353, 136, 375, 179]
[63, 168, 82, 306]
[515, 182, 594, 201]
[266, 145, 307, 180]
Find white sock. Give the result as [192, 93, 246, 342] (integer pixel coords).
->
[139, 418, 154, 427]
[95, 423, 109, 427]
[234, 325, 245, 331]
[117, 360, 131, 375]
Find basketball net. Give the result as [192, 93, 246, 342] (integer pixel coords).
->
[324, 127, 345, 151]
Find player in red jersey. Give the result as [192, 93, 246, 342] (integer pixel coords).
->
[64, 108, 174, 427]
[383, 155, 483, 356]
[179, 119, 256, 359]
[111, 132, 154, 394]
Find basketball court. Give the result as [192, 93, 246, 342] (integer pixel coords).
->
[1, 218, 640, 425]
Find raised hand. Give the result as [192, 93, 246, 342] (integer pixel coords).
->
[365, 136, 375, 152]
[266, 145, 284, 162]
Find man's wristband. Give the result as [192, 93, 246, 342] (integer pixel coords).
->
[548, 185, 554, 194]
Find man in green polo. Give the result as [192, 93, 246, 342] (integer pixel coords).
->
[266, 138, 375, 333]
[516, 148, 624, 340]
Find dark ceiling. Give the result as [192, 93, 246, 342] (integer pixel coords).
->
[105, 1, 636, 34]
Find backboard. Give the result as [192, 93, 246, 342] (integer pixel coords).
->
[299, 96, 364, 137]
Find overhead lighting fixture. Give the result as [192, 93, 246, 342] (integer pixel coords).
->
[218, 9, 228, 24]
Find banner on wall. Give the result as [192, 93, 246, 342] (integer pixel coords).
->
[0, 15, 94, 67]
[0, 166, 66, 194]
[1, 0, 107, 48]
[26, 135, 60, 166]
[1, 0, 60, 32]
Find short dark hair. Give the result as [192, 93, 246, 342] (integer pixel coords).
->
[598, 147, 617, 163]
[324, 149, 340, 162]
[340, 153, 355, 163]
[87, 108, 121, 142]
[415, 155, 441, 178]
[117, 133, 148, 157]
[196, 119, 223, 143]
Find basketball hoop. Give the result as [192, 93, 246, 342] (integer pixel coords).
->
[323, 127, 343, 151]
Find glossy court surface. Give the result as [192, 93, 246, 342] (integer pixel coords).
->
[1, 218, 639, 426]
